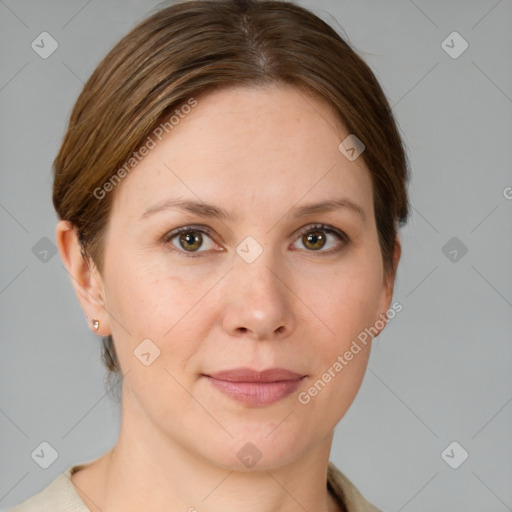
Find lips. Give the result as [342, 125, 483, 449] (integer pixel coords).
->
[205, 367, 305, 383]
[203, 367, 306, 406]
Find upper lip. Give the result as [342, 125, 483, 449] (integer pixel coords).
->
[205, 367, 305, 383]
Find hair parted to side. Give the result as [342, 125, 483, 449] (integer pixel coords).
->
[53, 0, 410, 385]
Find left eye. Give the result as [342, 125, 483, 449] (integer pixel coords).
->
[291, 224, 348, 253]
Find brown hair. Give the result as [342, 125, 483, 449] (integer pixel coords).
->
[53, 0, 410, 383]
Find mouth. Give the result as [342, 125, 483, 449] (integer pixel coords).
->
[202, 367, 307, 406]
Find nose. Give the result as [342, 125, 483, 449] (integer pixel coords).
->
[220, 251, 296, 341]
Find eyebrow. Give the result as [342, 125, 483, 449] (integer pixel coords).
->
[140, 197, 366, 223]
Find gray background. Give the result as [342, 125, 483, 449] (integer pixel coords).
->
[1, 0, 511, 510]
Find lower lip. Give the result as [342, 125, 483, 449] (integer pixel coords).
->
[204, 376, 305, 406]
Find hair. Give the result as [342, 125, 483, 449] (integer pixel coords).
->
[53, 0, 410, 389]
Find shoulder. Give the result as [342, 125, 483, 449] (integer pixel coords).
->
[327, 461, 382, 512]
[8, 466, 89, 512]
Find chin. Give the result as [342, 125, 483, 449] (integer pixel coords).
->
[194, 422, 313, 472]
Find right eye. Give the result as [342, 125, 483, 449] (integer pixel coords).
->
[164, 225, 221, 256]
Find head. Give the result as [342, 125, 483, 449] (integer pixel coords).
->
[55, 0, 408, 469]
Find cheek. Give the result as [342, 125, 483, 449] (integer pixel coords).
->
[298, 254, 384, 399]
[103, 253, 213, 369]
[295, 268, 380, 423]
[308, 260, 384, 342]
[106, 246, 192, 326]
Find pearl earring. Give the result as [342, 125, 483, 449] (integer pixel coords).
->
[92, 319, 100, 330]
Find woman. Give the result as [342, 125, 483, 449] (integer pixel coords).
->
[10, 0, 409, 510]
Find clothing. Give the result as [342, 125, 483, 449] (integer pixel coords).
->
[327, 461, 382, 512]
[8, 460, 381, 512]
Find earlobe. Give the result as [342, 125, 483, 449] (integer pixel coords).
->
[55, 220, 110, 335]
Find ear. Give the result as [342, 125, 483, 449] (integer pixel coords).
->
[375, 235, 402, 333]
[56, 220, 110, 336]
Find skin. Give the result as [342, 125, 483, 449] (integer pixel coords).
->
[57, 83, 400, 512]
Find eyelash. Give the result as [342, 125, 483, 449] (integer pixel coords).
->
[162, 223, 350, 258]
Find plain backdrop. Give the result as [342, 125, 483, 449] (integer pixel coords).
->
[1, 1, 511, 510]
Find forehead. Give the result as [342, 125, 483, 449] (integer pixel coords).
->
[109, 84, 374, 222]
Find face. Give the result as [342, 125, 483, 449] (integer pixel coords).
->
[77, 84, 397, 469]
